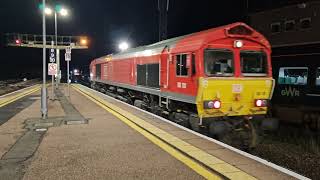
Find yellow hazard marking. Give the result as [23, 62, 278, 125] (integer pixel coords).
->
[0, 85, 41, 108]
[72, 84, 257, 180]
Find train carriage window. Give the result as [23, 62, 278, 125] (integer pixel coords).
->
[176, 54, 188, 76]
[204, 49, 233, 76]
[278, 67, 308, 85]
[240, 51, 267, 76]
[271, 22, 281, 33]
[300, 18, 311, 29]
[284, 20, 295, 31]
[316, 68, 320, 86]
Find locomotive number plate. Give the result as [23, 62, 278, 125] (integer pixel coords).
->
[232, 84, 243, 93]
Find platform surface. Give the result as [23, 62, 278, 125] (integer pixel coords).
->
[0, 84, 308, 180]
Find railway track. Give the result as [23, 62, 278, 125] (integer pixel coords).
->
[0, 79, 40, 96]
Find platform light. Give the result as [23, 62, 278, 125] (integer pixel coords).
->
[234, 40, 243, 48]
[119, 42, 129, 51]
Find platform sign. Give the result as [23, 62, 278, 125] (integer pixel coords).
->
[48, 63, 57, 76]
[66, 46, 72, 54]
[49, 49, 55, 62]
[65, 52, 71, 61]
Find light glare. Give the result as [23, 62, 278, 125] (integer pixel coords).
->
[59, 8, 68, 16]
[256, 99, 263, 107]
[80, 38, 87, 45]
[119, 42, 129, 51]
[234, 40, 243, 48]
[44, 7, 53, 15]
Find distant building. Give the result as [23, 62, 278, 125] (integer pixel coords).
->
[250, 1, 320, 47]
[249, 1, 320, 128]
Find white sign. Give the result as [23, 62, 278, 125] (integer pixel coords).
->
[66, 46, 72, 53]
[49, 49, 55, 62]
[48, 63, 57, 76]
[65, 52, 71, 61]
[232, 84, 243, 93]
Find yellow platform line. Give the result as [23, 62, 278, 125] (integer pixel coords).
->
[72, 84, 256, 180]
[0, 85, 41, 108]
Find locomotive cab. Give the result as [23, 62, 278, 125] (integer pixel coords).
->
[190, 25, 275, 148]
[197, 43, 274, 119]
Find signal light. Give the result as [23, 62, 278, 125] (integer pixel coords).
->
[15, 39, 21, 44]
[255, 99, 267, 107]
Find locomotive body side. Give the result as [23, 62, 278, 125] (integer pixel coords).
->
[90, 22, 274, 148]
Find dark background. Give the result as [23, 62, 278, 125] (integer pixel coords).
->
[0, 0, 313, 80]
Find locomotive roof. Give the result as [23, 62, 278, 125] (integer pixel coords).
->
[94, 22, 269, 63]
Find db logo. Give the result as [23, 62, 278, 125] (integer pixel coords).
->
[281, 86, 300, 97]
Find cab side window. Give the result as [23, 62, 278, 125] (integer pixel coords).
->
[316, 67, 320, 86]
[278, 67, 308, 85]
[176, 54, 188, 76]
[192, 54, 196, 75]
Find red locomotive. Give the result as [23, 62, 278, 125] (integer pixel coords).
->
[90, 22, 274, 148]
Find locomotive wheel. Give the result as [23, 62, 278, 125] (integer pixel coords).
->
[189, 115, 201, 132]
[218, 120, 257, 151]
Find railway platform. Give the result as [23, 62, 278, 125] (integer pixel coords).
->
[0, 84, 309, 180]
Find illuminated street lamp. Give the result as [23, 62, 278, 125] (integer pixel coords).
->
[119, 42, 129, 51]
[44, 5, 69, 86]
[44, 7, 53, 15]
[59, 8, 68, 16]
[80, 37, 88, 46]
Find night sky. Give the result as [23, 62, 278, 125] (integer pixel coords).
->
[0, 0, 312, 80]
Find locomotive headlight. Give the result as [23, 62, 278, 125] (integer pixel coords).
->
[255, 99, 267, 107]
[234, 40, 243, 48]
[204, 100, 221, 109]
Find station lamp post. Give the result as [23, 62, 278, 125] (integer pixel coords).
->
[40, 0, 48, 119]
[119, 42, 129, 51]
[45, 5, 69, 87]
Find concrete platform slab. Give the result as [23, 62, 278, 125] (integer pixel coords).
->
[22, 86, 204, 180]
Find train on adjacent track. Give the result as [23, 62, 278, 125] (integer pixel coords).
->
[271, 44, 320, 130]
[89, 22, 275, 149]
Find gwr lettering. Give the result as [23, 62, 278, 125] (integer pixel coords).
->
[281, 87, 300, 97]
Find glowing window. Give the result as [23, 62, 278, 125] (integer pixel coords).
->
[278, 67, 308, 85]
